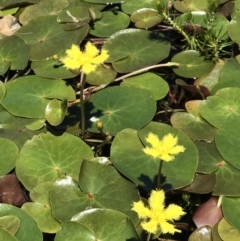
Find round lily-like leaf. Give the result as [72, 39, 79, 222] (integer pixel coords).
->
[131, 8, 162, 29]
[16, 132, 94, 190]
[218, 218, 240, 241]
[1, 75, 75, 119]
[194, 59, 225, 92]
[196, 141, 240, 196]
[172, 50, 215, 78]
[222, 197, 240, 231]
[26, 119, 45, 131]
[170, 100, 218, 141]
[84, 0, 122, 3]
[85, 64, 117, 85]
[111, 122, 198, 191]
[72, 209, 140, 241]
[45, 99, 68, 126]
[22, 182, 60, 233]
[174, 0, 208, 12]
[200, 87, 240, 129]
[211, 58, 240, 94]
[0, 0, 38, 9]
[0, 203, 42, 241]
[188, 226, 212, 241]
[57, 5, 90, 23]
[120, 72, 169, 100]
[0, 35, 29, 75]
[0, 106, 46, 149]
[19, 0, 69, 25]
[0, 229, 17, 241]
[55, 221, 95, 241]
[50, 160, 140, 225]
[0, 81, 5, 101]
[0, 215, 20, 236]
[103, 29, 171, 73]
[228, 12, 240, 44]
[16, 15, 74, 60]
[85, 86, 156, 135]
[0, 138, 18, 176]
[90, 11, 130, 37]
[215, 123, 240, 170]
[121, 0, 160, 14]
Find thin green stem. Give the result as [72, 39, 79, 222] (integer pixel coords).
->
[146, 232, 151, 241]
[157, 160, 163, 189]
[80, 72, 86, 139]
[217, 195, 223, 207]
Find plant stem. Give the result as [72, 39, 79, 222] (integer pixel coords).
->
[80, 72, 86, 139]
[146, 232, 151, 241]
[217, 195, 223, 207]
[157, 160, 163, 189]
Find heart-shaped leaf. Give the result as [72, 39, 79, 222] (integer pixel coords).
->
[16, 132, 94, 190]
[103, 29, 171, 73]
[1, 75, 75, 119]
[218, 218, 240, 241]
[85, 86, 156, 135]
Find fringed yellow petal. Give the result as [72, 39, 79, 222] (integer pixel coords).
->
[149, 190, 165, 212]
[164, 204, 186, 221]
[132, 201, 150, 218]
[61, 57, 81, 70]
[160, 221, 181, 234]
[143, 147, 159, 158]
[81, 63, 97, 75]
[85, 41, 99, 57]
[162, 133, 177, 149]
[92, 50, 109, 64]
[145, 132, 161, 149]
[170, 145, 185, 155]
[141, 220, 159, 234]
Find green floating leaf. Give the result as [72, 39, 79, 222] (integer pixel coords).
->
[31, 24, 89, 79]
[85, 86, 156, 135]
[45, 99, 68, 126]
[0, 215, 20, 236]
[16, 132, 94, 190]
[22, 182, 60, 233]
[181, 172, 216, 194]
[0, 138, 18, 176]
[16, 15, 74, 60]
[103, 29, 171, 73]
[215, 123, 240, 170]
[26, 119, 45, 131]
[0, 35, 29, 75]
[0, 203, 42, 241]
[218, 218, 240, 241]
[84, 0, 122, 3]
[174, 0, 208, 12]
[196, 141, 240, 196]
[0, 7, 19, 17]
[90, 11, 130, 37]
[194, 59, 225, 92]
[131, 8, 162, 29]
[200, 87, 240, 129]
[172, 50, 215, 78]
[188, 226, 212, 241]
[1, 75, 75, 119]
[121, 72, 169, 100]
[0, 228, 17, 241]
[50, 160, 140, 225]
[0, 106, 46, 149]
[121, 0, 158, 14]
[222, 197, 240, 232]
[228, 11, 240, 44]
[72, 209, 140, 241]
[211, 58, 240, 94]
[19, 0, 69, 25]
[85, 64, 117, 85]
[55, 221, 95, 241]
[170, 100, 218, 141]
[111, 122, 198, 191]
[0, 0, 38, 9]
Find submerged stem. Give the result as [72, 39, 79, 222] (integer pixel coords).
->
[146, 233, 151, 241]
[80, 72, 86, 139]
[157, 160, 164, 189]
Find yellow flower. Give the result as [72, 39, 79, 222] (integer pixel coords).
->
[61, 42, 109, 74]
[143, 132, 185, 162]
[132, 190, 186, 234]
